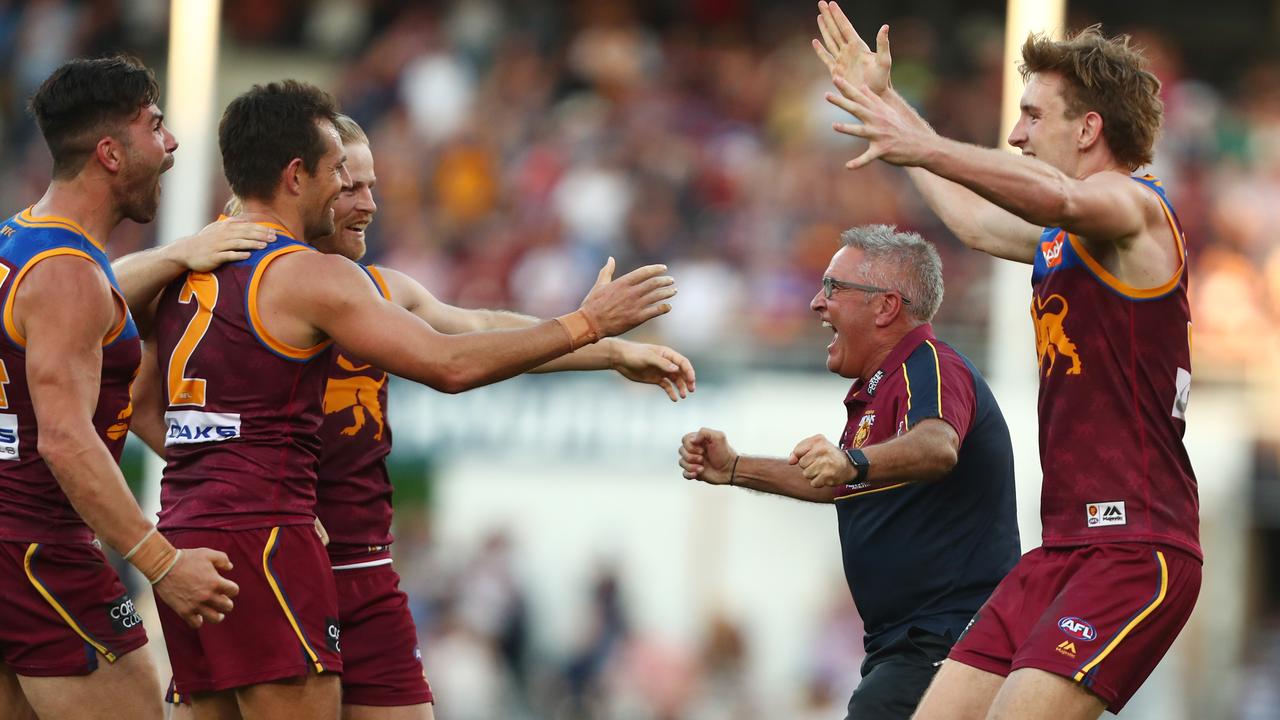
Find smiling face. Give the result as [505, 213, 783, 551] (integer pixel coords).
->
[116, 103, 177, 223]
[311, 141, 376, 261]
[1006, 72, 1085, 176]
[811, 247, 878, 379]
[299, 119, 350, 242]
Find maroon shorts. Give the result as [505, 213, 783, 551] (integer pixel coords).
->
[948, 543, 1201, 712]
[332, 559, 433, 706]
[0, 540, 148, 676]
[157, 525, 342, 694]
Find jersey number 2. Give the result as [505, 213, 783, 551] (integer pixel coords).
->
[168, 272, 218, 406]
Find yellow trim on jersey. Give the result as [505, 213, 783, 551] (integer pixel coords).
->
[23, 543, 117, 662]
[835, 482, 909, 501]
[924, 340, 943, 418]
[247, 245, 332, 360]
[3, 248, 101, 347]
[901, 362, 913, 431]
[366, 265, 392, 301]
[14, 207, 103, 251]
[1066, 184, 1186, 300]
[1073, 550, 1168, 682]
[261, 527, 325, 674]
[104, 289, 131, 345]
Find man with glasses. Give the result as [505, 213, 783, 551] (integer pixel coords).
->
[679, 225, 1020, 719]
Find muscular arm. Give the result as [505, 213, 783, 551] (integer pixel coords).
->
[882, 92, 1042, 263]
[128, 337, 167, 457]
[379, 267, 619, 372]
[19, 257, 152, 553]
[266, 253, 670, 394]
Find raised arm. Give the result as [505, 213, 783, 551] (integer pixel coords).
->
[18, 257, 238, 627]
[679, 428, 833, 504]
[377, 266, 695, 400]
[811, 3, 1041, 263]
[113, 219, 275, 332]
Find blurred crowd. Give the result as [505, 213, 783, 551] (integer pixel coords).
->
[2, 0, 1278, 374]
[4, 0, 1280, 717]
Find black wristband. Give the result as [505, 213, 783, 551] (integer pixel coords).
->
[844, 448, 870, 484]
[729, 455, 741, 485]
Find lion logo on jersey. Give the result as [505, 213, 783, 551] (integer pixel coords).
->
[852, 411, 875, 448]
[106, 402, 133, 441]
[1032, 294, 1082, 377]
[323, 354, 386, 440]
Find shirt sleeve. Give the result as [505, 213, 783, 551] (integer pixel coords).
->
[901, 340, 976, 443]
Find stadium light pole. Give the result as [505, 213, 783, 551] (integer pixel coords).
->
[991, 0, 1065, 550]
[141, 0, 222, 518]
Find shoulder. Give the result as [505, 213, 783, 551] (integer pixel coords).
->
[904, 339, 978, 396]
[366, 265, 428, 308]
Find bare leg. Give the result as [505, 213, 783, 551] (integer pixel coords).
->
[237, 674, 340, 720]
[17, 650, 162, 720]
[0, 664, 37, 720]
[986, 668, 1105, 720]
[912, 660, 1005, 720]
[342, 703, 435, 720]
[190, 692, 241, 720]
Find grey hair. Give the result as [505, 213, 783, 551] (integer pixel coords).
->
[839, 224, 944, 323]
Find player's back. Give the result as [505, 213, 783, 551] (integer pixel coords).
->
[155, 224, 332, 532]
[1031, 175, 1199, 558]
[314, 266, 395, 565]
[0, 208, 141, 543]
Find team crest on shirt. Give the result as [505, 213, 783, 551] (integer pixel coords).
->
[323, 354, 387, 440]
[1031, 294, 1083, 377]
[852, 411, 875, 448]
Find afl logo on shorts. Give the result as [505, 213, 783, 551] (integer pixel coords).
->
[1058, 616, 1096, 641]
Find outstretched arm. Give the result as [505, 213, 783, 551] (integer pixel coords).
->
[113, 219, 276, 332]
[379, 267, 695, 400]
[269, 253, 675, 394]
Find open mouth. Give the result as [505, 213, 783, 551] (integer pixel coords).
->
[822, 319, 837, 350]
[343, 219, 370, 241]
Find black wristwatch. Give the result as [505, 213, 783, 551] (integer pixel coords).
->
[844, 448, 871, 484]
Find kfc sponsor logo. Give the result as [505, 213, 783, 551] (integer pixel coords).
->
[1041, 234, 1065, 268]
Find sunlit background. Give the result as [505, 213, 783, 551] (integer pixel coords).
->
[2, 0, 1278, 718]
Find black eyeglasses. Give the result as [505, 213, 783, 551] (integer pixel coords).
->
[822, 276, 912, 305]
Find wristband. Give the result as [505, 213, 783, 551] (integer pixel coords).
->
[729, 455, 741, 486]
[126, 529, 180, 584]
[150, 549, 182, 586]
[122, 527, 157, 561]
[554, 309, 601, 350]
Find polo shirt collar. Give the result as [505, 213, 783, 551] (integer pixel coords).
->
[843, 323, 936, 405]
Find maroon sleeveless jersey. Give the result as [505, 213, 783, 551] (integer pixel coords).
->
[1030, 175, 1199, 558]
[156, 229, 333, 531]
[0, 209, 141, 543]
[314, 265, 395, 564]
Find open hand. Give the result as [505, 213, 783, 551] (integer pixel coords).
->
[826, 77, 932, 170]
[613, 342, 696, 401]
[579, 258, 676, 337]
[172, 219, 276, 272]
[812, 1, 892, 95]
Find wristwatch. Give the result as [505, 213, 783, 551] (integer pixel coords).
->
[844, 448, 870, 484]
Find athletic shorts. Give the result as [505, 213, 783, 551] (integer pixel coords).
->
[846, 627, 951, 720]
[948, 543, 1201, 712]
[157, 525, 342, 694]
[0, 540, 148, 676]
[332, 559, 433, 706]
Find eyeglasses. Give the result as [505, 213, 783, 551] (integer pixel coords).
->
[822, 276, 912, 305]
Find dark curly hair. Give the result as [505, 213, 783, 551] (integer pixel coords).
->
[218, 80, 340, 201]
